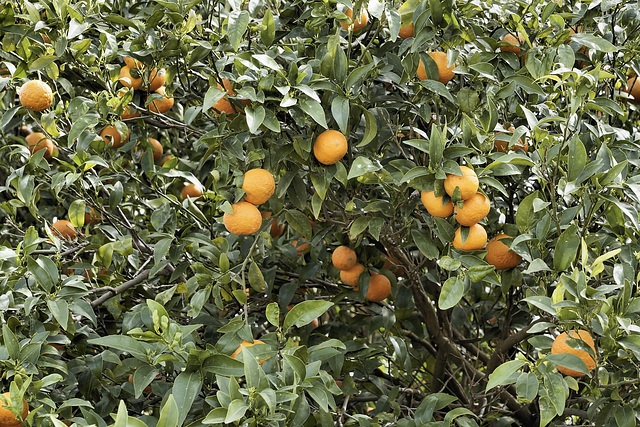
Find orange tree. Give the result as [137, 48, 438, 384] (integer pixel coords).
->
[1, 0, 640, 426]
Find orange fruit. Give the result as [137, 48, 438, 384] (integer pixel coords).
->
[551, 330, 597, 377]
[500, 33, 525, 55]
[262, 212, 285, 238]
[84, 206, 101, 225]
[626, 77, 640, 104]
[242, 169, 275, 205]
[223, 201, 262, 235]
[19, 80, 53, 111]
[366, 273, 391, 302]
[0, 392, 29, 427]
[453, 224, 487, 251]
[25, 132, 58, 160]
[123, 56, 144, 69]
[148, 86, 174, 113]
[332, 246, 357, 271]
[119, 66, 143, 90]
[421, 191, 454, 218]
[455, 193, 490, 226]
[146, 68, 166, 92]
[340, 8, 368, 32]
[121, 104, 141, 119]
[444, 166, 479, 200]
[136, 138, 163, 162]
[100, 125, 130, 149]
[314, 130, 348, 165]
[340, 263, 365, 287]
[399, 22, 414, 39]
[292, 240, 310, 255]
[181, 183, 203, 201]
[494, 126, 529, 153]
[230, 340, 268, 365]
[417, 52, 455, 84]
[212, 79, 246, 115]
[485, 234, 522, 270]
[52, 219, 77, 241]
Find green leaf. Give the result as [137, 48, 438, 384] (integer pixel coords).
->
[350, 216, 371, 239]
[567, 137, 587, 182]
[515, 372, 539, 403]
[356, 109, 377, 147]
[68, 114, 99, 145]
[248, 261, 266, 292]
[300, 98, 328, 129]
[47, 299, 69, 330]
[29, 55, 59, 71]
[114, 400, 128, 427]
[522, 296, 557, 315]
[331, 96, 349, 135]
[346, 63, 375, 91]
[224, 399, 249, 424]
[438, 277, 464, 310]
[172, 371, 202, 426]
[245, 105, 265, 134]
[157, 395, 179, 427]
[428, 0, 443, 25]
[87, 335, 149, 359]
[553, 224, 579, 271]
[419, 79, 456, 103]
[485, 360, 526, 391]
[203, 408, 227, 424]
[347, 156, 381, 180]
[570, 33, 617, 52]
[283, 301, 333, 331]
[68, 199, 86, 228]
[227, 10, 250, 52]
[615, 406, 636, 427]
[202, 355, 245, 376]
[429, 126, 444, 169]
[266, 303, 279, 327]
[515, 191, 540, 233]
[412, 229, 439, 259]
[285, 210, 312, 241]
[261, 9, 275, 47]
[2, 325, 19, 360]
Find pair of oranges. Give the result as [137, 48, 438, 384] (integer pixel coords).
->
[223, 169, 276, 235]
[332, 246, 392, 302]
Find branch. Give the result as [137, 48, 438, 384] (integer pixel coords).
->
[90, 268, 152, 308]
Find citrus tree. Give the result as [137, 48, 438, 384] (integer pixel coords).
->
[1, 0, 640, 426]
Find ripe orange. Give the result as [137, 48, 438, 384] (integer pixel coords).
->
[495, 126, 529, 153]
[453, 224, 487, 251]
[181, 183, 203, 201]
[417, 52, 455, 84]
[52, 219, 77, 241]
[421, 191, 454, 218]
[242, 169, 275, 205]
[121, 104, 141, 119]
[314, 130, 348, 165]
[332, 246, 357, 271]
[136, 138, 163, 162]
[626, 77, 640, 104]
[212, 79, 246, 115]
[230, 340, 268, 365]
[223, 201, 262, 235]
[500, 32, 525, 55]
[119, 66, 143, 90]
[84, 206, 102, 225]
[485, 234, 522, 270]
[25, 132, 58, 160]
[366, 273, 391, 302]
[292, 240, 310, 255]
[444, 166, 479, 200]
[146, 68, 166, 92]
[551, 330, 597, 377]
[340, 8, 368, 32]
[100, 125, 129, 149]
[123, 56, 144, 69]
[455, 193, 490, 226]
[0, 392, 29, 427]
[148, 86, 174, 114]
[19, 80, 53, 111]
[340, 263, 365, 287]
[399, 22, 414, 39]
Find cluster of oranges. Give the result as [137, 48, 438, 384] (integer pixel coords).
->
[118, 58, 172, 113]
[223, 169, 276, 235]
[332, 246, 392, 302]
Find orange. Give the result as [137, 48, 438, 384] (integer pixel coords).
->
[52, 219, 77, 241]
[100, 125, 129, 149]
[0, 392, 29, 427]
[19, 80, 53, 111]
[84, 206, 102, 225]
[230, 340, 268, 365]
[25, 132, 58, 160]
[626, 77, 640, 104]
[332, 246, 357, 271]
[292, 240, 310, 255]
[551, 330, 597, 377]
[242, 169, 275, 205]
[123, 56, 144, 69]
[495, 126, 528, 153]
[340, 8, 368, 32]
[399, 22, 414, 39]
[121, 104, 141, 119]
[136, 138, 163, 162]
[212, 79, 246, 115]
[223, 201, 262, 235]
[453, 224, 487, 251]
[340, 263, 365, 287]
[417, 52, 455, 84]
[262, 212, 285, 238]
[485, 234, 522, 270]
[119, 66, 143, 90]
[148, 86, 174, 113]
[181, 183, 203, 200]
[500, 33, 525, 55]
[421, 191, 454, 218]
[366, 273, 391, 302]
[146, 68, 166, 92]
[444, 166, 479, 200]
[314, 130, 348, 165]
[455, 193, 490, 226]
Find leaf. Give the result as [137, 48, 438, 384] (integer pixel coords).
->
[284, 210, 312, 241]
[157, 395, 179, 427]
[331, 96, 349, 135]
[172, 371, 202, 426]
[224, 399, 249, 424]
[245, 105, 265, 134]
[283, 301, 333, 331]
[68, 199, 86, 228]
[227, 10, 250, 51]
[515, 191, 540, 233]
[347, 156, 380, 180]
[522, 296, 557, 315]
[300, 98, 328, 129]
[570, 33, 617, 52]
[553, 224, 579, 271]
[567, 137, 587, 181]
[248, 261, 266, 292]
[515, 372, 539, 403]
[438, 277, 464, 310]
[485, 360, 526, 391]
[356, 109, 377, 147]
[260, 9, 275, 47]
[419, 79, 456, 103]
[47, 299, 69, 330]
[349, 216, 370, 239]
[87, 335, 148, 359]
[266, 303, 279, 327]
[2, 325, 19, 360]
[412, 229, 439, 259]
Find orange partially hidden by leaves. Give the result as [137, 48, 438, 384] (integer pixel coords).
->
[100, 125, 130, 149]
[212, 79, 247, 115]
[0, 392, 29, 427]
[421, 191, 454, 218]
[485, 234, 522, 270]
[495, 126, 528, 153]
[551, 330, 597, 377]
[19, 80, 53, 111]
[52, 219, 77, 241]
[399, 22, 414, 39]
[146, 68, 166, 92]
[340, 8, 368, 32]
[119, 65, 143, 90]
[181, 183, 203, 201]
[332, 246, 357, 271]
[136, 138, 163, 162]
[292, 240, 310, 255]
[444, 166, 479, 200]
[626, 77, 640, 104]
[366, 273, 391, 302]
[84, 206, 102, 225]
[148, 86, 174, 114]
[123, 56, 144, 69]
[500, 32, 526, 55]
[455, 193, 490, 226]
[26, 132, 58, 160]
[223, 201, 262, 235]
[242, 168, 275, 205]
[314, 130, 348, 165]
[230, 340, 268, 365]
[417, 51, 455, 84]
[340, 263, 365, 287]
[453, 224, 487, 251]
